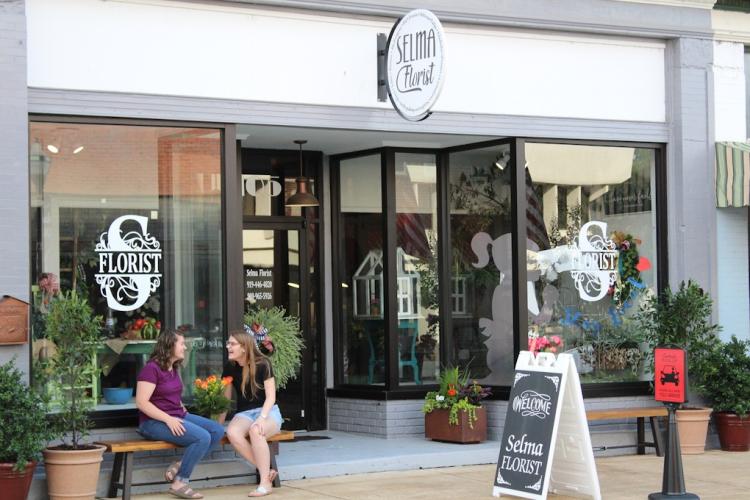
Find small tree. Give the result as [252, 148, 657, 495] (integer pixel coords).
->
[0, 359, 54, 470]
[697, 336, 750, 417]
[44, 291, 102, 449]
[637, 280, 721, 397]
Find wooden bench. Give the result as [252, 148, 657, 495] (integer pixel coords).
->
[586, 407, 667, 456]
[99, 430, 295, 500]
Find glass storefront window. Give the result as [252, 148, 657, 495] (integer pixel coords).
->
[525, 142, 657, 383]
[338, 154, 384, 385]
[448, 144, 515, 386]
[395, 153, 439, 385]
[29, 122, 224, 410]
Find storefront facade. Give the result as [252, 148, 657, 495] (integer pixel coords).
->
[0, 0, 735, 486]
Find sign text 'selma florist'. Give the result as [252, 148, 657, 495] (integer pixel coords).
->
[386, 9, 446, 121]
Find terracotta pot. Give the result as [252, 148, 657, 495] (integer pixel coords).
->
[675, 407, 712, 454]
[43, 445, 106, 500]
[714, 412, 750, 452]
[0, 461, 36, 500]
[425, 407, 487, 443]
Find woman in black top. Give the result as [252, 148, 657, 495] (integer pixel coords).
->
[219, 330, 283, 497]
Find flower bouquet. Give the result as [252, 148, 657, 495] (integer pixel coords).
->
[422, 367, 491, 443]
[193, 375, 232, 419]
[527, 331, 563, 355]
[123, 317, 161, 340]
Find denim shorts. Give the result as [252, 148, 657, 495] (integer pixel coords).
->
[235, 404, 283, 428]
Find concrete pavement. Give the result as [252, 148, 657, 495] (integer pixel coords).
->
[133, 450, 750, 499]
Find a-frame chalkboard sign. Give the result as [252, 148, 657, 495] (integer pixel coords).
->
[493, 351, 601, 499]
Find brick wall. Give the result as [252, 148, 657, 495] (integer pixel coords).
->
[0, 0, 30, 376]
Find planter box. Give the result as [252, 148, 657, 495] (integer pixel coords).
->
[425, 407, 487, 443]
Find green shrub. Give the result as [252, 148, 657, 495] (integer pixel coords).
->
[0, 359, 54, 470]
[45, 291, 102, 448]
[698, 336, 750, 416]
[637, 280, 721, 398]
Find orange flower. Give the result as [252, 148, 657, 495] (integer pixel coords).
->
[221, 376, 233, 385]
[200, 381, 209, 390]
[207, 375, 217, 383]
[447, 384, 457, 397]
[194, 378, 203, 387]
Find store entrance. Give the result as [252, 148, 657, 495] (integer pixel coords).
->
[242, 220, 309, 430]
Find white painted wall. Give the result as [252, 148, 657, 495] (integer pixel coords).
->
[26, 0, 665, 122]
[713, 40, 749, 341]
[713, 41, 747, 142]
[716, 208, 749, 341]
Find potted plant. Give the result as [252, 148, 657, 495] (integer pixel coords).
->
[193, 375, 233, 420]
[244, 306, 304, 389]
[42, 290, 107, 500]
[0, 359, 55, 500]
[637, 280, 721, 454]
[696, 336, 750, 451]
[422, 367, 491, 443]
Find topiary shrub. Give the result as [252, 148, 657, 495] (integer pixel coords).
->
[0, 359, 54, 470]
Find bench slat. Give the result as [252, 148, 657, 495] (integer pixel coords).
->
[98, 430, 295, 453]
[587, 407, 667, 421]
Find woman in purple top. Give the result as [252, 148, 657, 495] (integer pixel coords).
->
[136, 330, 224, 499]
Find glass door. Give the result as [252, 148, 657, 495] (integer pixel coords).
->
[242, 222, 308, 430]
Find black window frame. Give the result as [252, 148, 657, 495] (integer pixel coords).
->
[329, 137, 667, 401]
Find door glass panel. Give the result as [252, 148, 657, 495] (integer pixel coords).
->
[243, 228, 304, 429]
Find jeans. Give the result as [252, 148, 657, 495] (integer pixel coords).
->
[138, 413, 225, 482]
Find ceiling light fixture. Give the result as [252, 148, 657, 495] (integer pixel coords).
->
[286, 139, 320, 207]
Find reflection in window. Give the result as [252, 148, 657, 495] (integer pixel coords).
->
[339, 155, 384, 385]
[396, 153, 438, 385]
[448, 144, 514, 386]
[29, 123, 224, 411]
[525, 143, 657, 383]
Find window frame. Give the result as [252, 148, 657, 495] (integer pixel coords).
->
[329, 138, 667, 401]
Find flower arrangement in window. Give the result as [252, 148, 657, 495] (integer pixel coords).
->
[610, 231, 651, 305]
[123, 316, 161, 340]
[193, 375, 232, 418]
[422, 367, 491, 428]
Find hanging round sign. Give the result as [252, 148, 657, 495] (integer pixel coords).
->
[385, 9, 446, 121]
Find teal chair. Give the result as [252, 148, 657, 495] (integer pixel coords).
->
[367, 320, 421, 385]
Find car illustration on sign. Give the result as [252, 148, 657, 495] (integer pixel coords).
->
[660, 366, 679, 386]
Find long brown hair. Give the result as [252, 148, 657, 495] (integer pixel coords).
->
[228, 330, 269, 399]
[149, 330, 184, 371]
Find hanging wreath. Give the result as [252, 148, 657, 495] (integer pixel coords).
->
[610, 231, 651, 305]
[243, 307, 304, 390]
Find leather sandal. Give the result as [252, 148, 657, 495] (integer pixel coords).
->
[168, 485, 203, 499]
[248, 485, 271, 497]
[165, 461, 180, 482]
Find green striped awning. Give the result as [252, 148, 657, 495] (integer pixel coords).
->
[716, 141, 750, 208]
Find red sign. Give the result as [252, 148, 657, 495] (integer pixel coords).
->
[654, 347, 687, 403]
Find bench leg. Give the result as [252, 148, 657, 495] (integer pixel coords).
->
[122, 452, 134, 500]
[270, 442, 280, 488]
[650, 416, 665, 457]
[637, 417, 646, 455]
[108, 452, 124, 498]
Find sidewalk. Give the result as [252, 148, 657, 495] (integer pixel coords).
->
[134, 450, 750, 499]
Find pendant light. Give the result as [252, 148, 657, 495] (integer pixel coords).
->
[286, 139, 319, 207]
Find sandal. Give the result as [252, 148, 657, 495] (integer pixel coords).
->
[248, 486, 271, 497]
[168, 485, 204, 499]
[165, 461, 180, 482]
